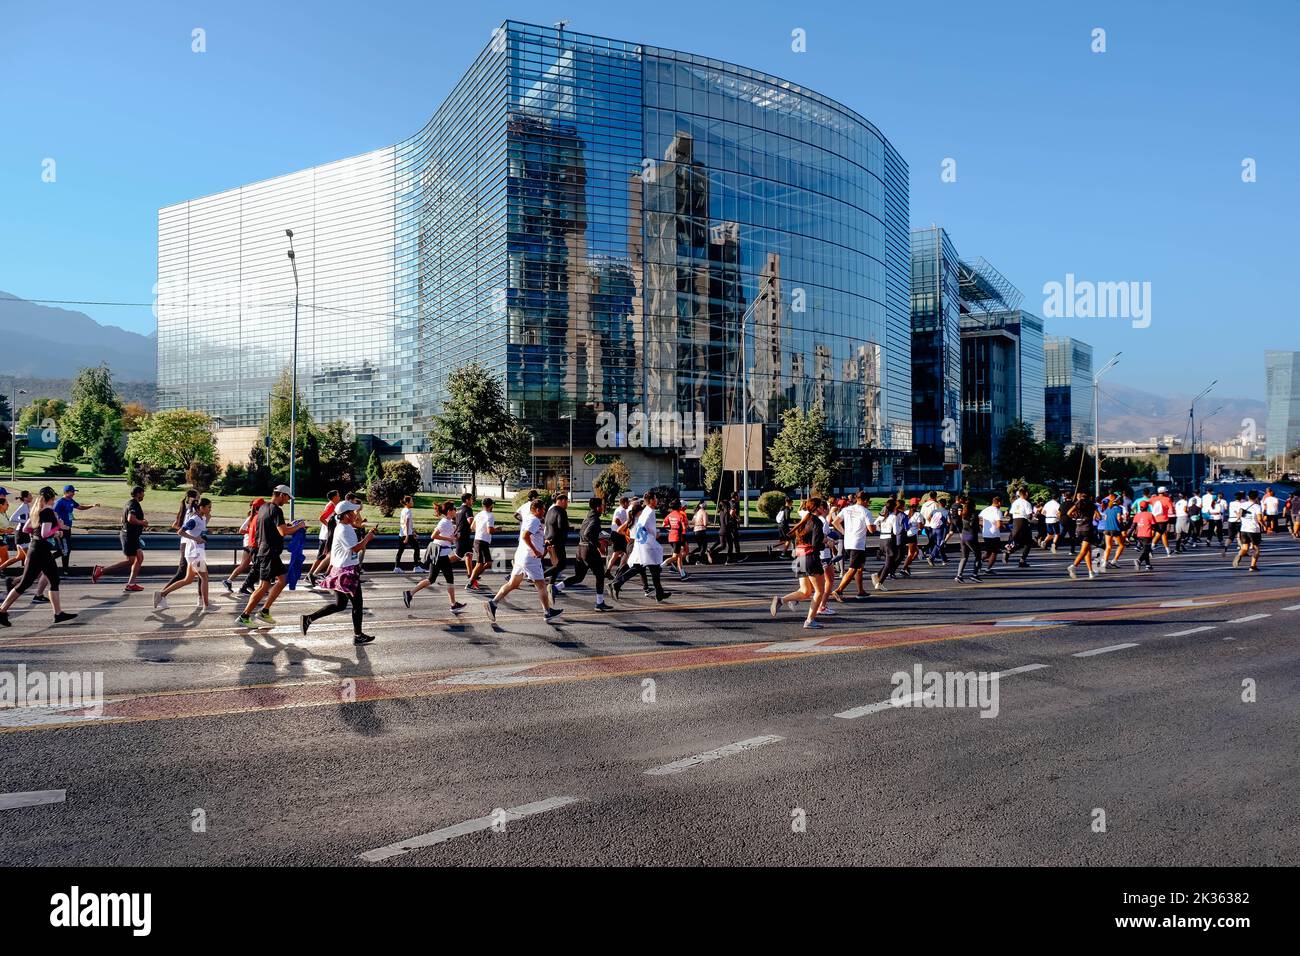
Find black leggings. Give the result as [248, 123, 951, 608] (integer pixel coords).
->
[395, 534, 420, 566]
[15, 548, 60, 594]
[544, 545, 568, 582]
[690, 530, 709, 561]
[565, 547, 606, 592]
[167, 549, 188, 587]
[306, 588, 363, 635]
[615, 561, 664, 597]
[955, 535, 980, 578]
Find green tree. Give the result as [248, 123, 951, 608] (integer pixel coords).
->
[995, 419, 1043, 483]
[91, 434, 126, 475]
[382, 460, 422, 500]
[593, 457, 631, 503]
[260, 369, 319, 491]
[770, 402, 836, 496]
[62, 364, 125, 452]
[126, 409, 216, 475]
[318, 420, 359, 492]
[492, 422, 533, 498]
[365, 448, 382, 487]
[18, 398, 67, 432]
[700, 430, 724, 497]
[428, 362, 515, 497]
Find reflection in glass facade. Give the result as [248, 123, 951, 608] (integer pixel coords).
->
[158, 21, 911, 487]
[1044, 335, 1094, 447]
[905, 227, 963, 490]
[1265, 350, 1300, 463]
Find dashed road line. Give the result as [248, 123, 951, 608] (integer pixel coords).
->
[1166, 626, 1217, 637]
[834, 691, 933, 720]
[357, 796, 583, 862]
[1072, 643, 1139, 658]
[992, 663, 1051, 677]
[643, 735, 783, 775]
[1227, 613, 1270, 624]
[0, 789, 66, 810]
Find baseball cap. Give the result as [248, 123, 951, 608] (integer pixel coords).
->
[63, 484, 77, 492]
[334, 501, 361, 517]
[272, 484, 293, 498]
[908, 497, 920, 506]
[250, 497, 266, 509]
[1158, 486, 1168, 493]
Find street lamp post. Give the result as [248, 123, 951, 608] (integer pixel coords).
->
[1188, 380, 1217, 491]
[285, 230, 301, 520]
[1092, 353, 1121, 499]
[738, 274, 776, 528]
[560, 413, 573, 493]
[530, 433, 536, 489]
[10, 382, 27, 482]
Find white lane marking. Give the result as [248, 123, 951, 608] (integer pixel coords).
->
[1158, 598, 1226, 608]
[1166, 625, 1217, 637]
[358, 796, 583, 862]
[0, 789, 65, 810]
[834, 691, 934, 720]
[643, 735, 784, 775]
[993, 616, 1071, 627]
[0, 706, 106, 728]
[758, 638, 838, 653]
[1072, 643, 1139, 658]
[436, 664, 547, 686]
[1281, 604, 1300, 611]
[1227, 613, 1270, 624]
[992, 663, 1050, 677]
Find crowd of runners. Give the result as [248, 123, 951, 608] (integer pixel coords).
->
[0, 479, 1295, 641]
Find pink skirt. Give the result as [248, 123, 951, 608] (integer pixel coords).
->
[319, 564, 360, 596]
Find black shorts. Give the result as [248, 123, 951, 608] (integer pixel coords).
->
[120, 533, 143, 557]
[428, 554, 455, 585]
[316, 539, 330, 560]
[794, 552, 823, 577]
[455, 536, 474, 559]
[1154, 521, 1169, 534]
[671, 539, 686, 555]
[257, 553, 286, 581]
[983, 538, 1002, 555]
[474, 541, 492, 565]
[1240, 531, 1262, 546]
[610, 532, 627, 554]
[846, 548, 866, 570]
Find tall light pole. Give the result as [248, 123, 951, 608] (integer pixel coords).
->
[1199, 404, 1224, 485]
[530, 432, 536, 489]
[1188, 380, 1217, 492]
[739, 273, 776, 527]
[10, 382, 27, 481]
[285, 230, 300, 519]
[559, 413, 573, 493]
[1092, 352, 1121, 499]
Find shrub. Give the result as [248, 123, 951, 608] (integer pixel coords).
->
[509, 488, 551, 517]
[645, 484, 678, 517]
[382, 460, 421, 500]
[91, 435, 126, 475]
[366, 478, 401, 517]
[593, 459, 630, 503]
[212, 462, 248, 496]
[757, 490, 787, 520]
[186, 460, 219, 493]
[43, 462, 79, 477]
[55, 437, 84, 463]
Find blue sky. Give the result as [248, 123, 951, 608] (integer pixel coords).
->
[2, 0, 1295, 399]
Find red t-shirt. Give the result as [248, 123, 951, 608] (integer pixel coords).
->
[1132, 511, 1157, 538]
[664, 511, 687, 543]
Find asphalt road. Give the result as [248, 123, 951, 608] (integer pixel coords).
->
[2, 536, 1298, 865]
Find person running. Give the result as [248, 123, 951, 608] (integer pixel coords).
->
[689, 500, 712, 565]
[832, 492, 875, 599]
[236, 486, 305, 628]
[454, 492, 476, 578]
[1042, 493, 1062, 552]
[977, 496, 1004, 575]
[662, 498, 690, 581]
[1100, 493, 1127, 570]
[953, 498, 983, 583]
[307, 490, 342, 584]
[1131, 500, 1157, 571]
[1226, 491, 1245, 552]
[709, 499, 732, 564]
[0, 489, 32, 579]
[870, 500, 901, 591]
[542, 492, 571, 598]
[486, 498, 561, 623]
[402, 501, 465, 613]
[606, 496, 631, 577]
[775, 497, 793, 559]
[161, 489, 200, 591]
[1066, 492, 1097, 579]
[222, 498, 264, 595]
[612, 492, 670, 602]
[52, 484, 99, 572]
[1262, 487, 1280, 534]
[465, 497, 496, 590]
[771, 498, 830, 629]
[1205, 491, 1225, 549]
[300, 500, 378, 645]
[899, 499, 921, 577]
[1008, 488, 1034, 568]
[0, 487, 77, 626]
[153, 497, 214, 611]
[92, 485, 149, 591]
[1234, 489, 1264, 571]
[393, 495, 424, 574]
[565, 497, 610, 611]
[925, 494, 949, 566]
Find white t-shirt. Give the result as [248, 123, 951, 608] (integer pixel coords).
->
[1240, 502, 1263, 534]
[433, 516, 456, 556]
[516, 512, 544, 560]
[1263, 495, 1280, 516]
[473, 509, 495, 542]
[1043, 500, 1061, 522]
[1010, 498, 1033, 520]
[331, 523, 360, 568]
[611, 506, 630, 535]
[979, 506, 1003, 538]
[927, 505, 947, 530]
[1174, 499, 1188, 517]
[839, 504, 870, 550]
[400, 506, 414, 536]
[181, 515, 208, 563]
[920, 500, 937, 523]
[515, 500, 537, 522]
[877, 512, 896, 539]
[1228, 500, 1244, 522]
[11, 502, 30, 531]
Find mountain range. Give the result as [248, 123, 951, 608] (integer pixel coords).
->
[1096, 381, 1264, 445]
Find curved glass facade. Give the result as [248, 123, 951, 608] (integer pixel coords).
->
[158, 20, 910, 486]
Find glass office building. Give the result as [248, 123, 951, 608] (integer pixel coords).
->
[1044, 335, 1094, 447]
[905, 226, 963, 490]
[158, 20, 911, 489]
[1265, 350, 1300, 465]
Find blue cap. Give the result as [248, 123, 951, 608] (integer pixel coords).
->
[63, 484, 77, 492]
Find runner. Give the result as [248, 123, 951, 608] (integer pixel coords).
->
[564, 496, 610, 611]
[1262, 487, 1281, 533]
[775, 497, 792, 559]
[1066, 491, 1097, 580]
[978, 496, 1004, 576]
[1172, 492, 1190, 553]
[299, 500, 378, 645]
[1234, 489, 1264, 571]
[222, 498, 264, 595]
[1100, 493, 1127, 570]
[1226, 491, 1245, 552]
[162, 489, 200, 590]
[454, 492, 476, 577]
[92, 485, 149, 591]
[1131, 500, 1157, 571]
[611, 492, 670, 602]
[153, 497, 214, 611]
[605, 496, 631, 577]
[0, 487, 77, 626]
[53, 484, 99, 571]
[925, 494, 949, 566]
[236, 486, 305, 628]
[818, 499, 842, 601]
[542, 492, 571, 598]
[0, 490, 32, 577]
[1008, 487, 1034, 568]
[1041, 492, 1062, 552]
[307, 490, 342, 584]
[392, 495, 426, 574]
[870, 500, 899, 591]
[689, 500, 712, 565]
[770, 498, 830, 629]
[953, 498, 982, 583]
[402, 501, 465, 612]
[465, 497, 496, 590]
[486, 498, 561, 622]
[898, 499, 921, 577]
[662, 498, 689, 582]
[832, 492, 875, 599]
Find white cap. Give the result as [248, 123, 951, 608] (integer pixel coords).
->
[334, 501, 361, 517]
[273, 484, 294, 498]
[1157, 486, 1168, 493]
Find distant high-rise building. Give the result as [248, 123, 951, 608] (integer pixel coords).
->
[1044, 335, 1094, 447]
[1265, 350, 1300, 465]
[906, 226, 963, 490]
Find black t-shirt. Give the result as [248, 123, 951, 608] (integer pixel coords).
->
[455, 504, 473, 541]
[123, 500, 144, 539]
[32, 507, 58, 554]
[257, 502, 286, 556]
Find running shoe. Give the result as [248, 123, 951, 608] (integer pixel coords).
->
[124, 584, 143, 593]
[91, 565, 104, 584]
[802, 620, 824, 629]
[31, 595, 50, 604]
[153, 592, 168, 611]
[222, 579, 233, 593]
[544, 607, 563, 622]
[450, 601, 466, 612]
[392, 567, 404, 574]
[353, 633, 376, 646]
[0, 611, 9, 628]
[236, 614, 255, 628]
[256, 609, 276, 625]
[829, 589, 844, 603]
[655, 591, 672, 602]
[402, 590, 413, 608]
[485, 599, 498, 622]
[770, 596, 782, 617]
[414, 566, 427, 574]
[1068, 565, 1077, 579]
[818, 607, 836, 616]
[595, 601, 610, 612]
[53, 612, 77, 624]
[300, 615, 311, 635]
